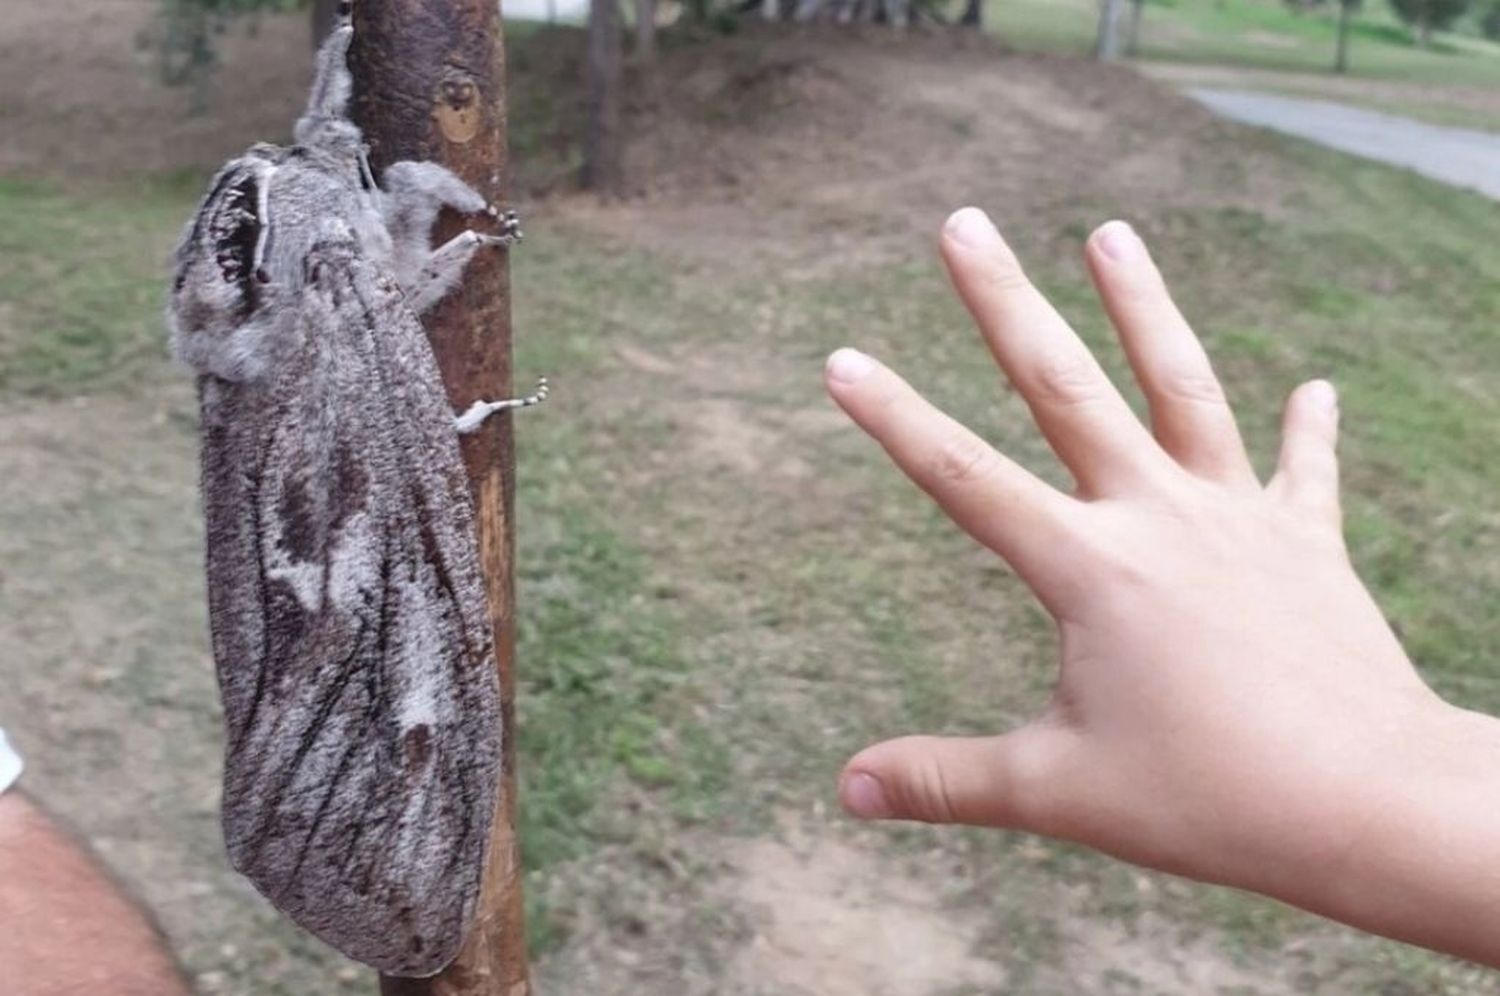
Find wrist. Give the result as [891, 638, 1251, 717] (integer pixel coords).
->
[1298, 698, 1500, 965]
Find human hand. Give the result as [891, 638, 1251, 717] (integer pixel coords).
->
[823, 208, 1457, 915]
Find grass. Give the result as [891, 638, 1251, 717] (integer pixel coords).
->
[0, 177, 197, 397]
[991, 0, 1500, 85]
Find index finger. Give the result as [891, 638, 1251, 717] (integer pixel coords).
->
[825, 348, 1082, 601]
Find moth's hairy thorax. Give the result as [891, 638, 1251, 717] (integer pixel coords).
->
[168, 139, 398, 384]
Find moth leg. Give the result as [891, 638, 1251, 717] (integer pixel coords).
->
[382, 161, 523, 308]
[454, 377, 550, 434]
[481, 206, 524, 243]
[403, 229, 520, 315]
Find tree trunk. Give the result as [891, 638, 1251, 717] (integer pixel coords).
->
[959, 0, 982, 28]
[1334, 0, 1352, 72]
[347, 2, 532, 993]
[636, 0, 657, 60]
[1417, 11, 1432, 46]
[1125, 0, 1144, 55]
[1096, 0, 1126, 59]
[584, 0, 624, 196]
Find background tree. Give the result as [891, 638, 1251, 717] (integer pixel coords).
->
[1481, 0, 1500, 36]
[636, 0, 658, 62]
[1096, 0, 1126, 58]
[1125, 0, 1145, 54]
[584, 0, 625, 196]
[959, 0, 983, 28]
[1387, 0, 1469, 44]
[1334, 0, 1359, 71]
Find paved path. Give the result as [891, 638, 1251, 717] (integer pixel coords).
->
[1189, 87, 1500, 202]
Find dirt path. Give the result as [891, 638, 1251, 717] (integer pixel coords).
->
[1144, 62, 1500, 132]
[1189, 87, 1500, 200]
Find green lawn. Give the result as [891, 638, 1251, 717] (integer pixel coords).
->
[992, 0, 1500, 84]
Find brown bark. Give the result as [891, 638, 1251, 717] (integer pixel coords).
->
[583, 0, 624, 196]
[347, 1, 532, 993]
[959, 0, 982, 28]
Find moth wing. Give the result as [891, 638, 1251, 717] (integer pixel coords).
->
[199, 240, 500, 977]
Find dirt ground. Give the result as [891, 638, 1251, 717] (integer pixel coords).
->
[4, 1, 1500, 995]
[0, 0, 312, 181]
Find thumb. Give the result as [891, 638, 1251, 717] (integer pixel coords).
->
[838, 726, 1073, 832]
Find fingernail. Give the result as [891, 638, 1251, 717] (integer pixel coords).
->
[840, 771, 891, 819]
[944, 207, 1000, 249]
[826, 348, 876, 384]
[1095, 220, 1144, 263]
[1307, 379, 1338, 416]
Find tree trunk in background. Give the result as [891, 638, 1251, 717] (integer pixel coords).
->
[1125, 0, 1144, 55]
[1095, 0, 1125, 58]
[1334, 0, 1352, 72]
[584, 0, 624, 196]
[310, 0, 340, 47]
[1417, 10, 1432, 46]
[959, 0, 983, 28]
[637, 0, 658, 59]
[347, 1, 533, 992]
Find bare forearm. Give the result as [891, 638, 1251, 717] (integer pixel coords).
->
[1301, 705, 1500, 966]
[0, 793, 191, 996]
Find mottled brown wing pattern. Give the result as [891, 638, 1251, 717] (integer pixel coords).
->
[197, 241, 500, 977]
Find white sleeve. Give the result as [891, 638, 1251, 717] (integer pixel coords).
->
[0, 728, 23, 796]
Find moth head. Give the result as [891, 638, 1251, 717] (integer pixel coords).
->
[294, 116, 363, 157]
[168, 151, 283, 380]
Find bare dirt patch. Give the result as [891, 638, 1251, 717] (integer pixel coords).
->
[726, 820, 1009, 996]
[0, 0, 311, 181]
[519, 25, 1296, 269]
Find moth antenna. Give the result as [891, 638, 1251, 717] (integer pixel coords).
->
[252, 167, 278, 280]
[358, 145, 378, 192]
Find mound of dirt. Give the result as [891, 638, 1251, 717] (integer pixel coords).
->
[511, 23, 1291, 262]
[5, 0, 1287, 243]
[0, 0, 311, 181]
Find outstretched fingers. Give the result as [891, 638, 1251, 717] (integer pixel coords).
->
[825, 349, 1081, 598]
[939, 209, 1171, 498]
[1085, 221, 1258, 488]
